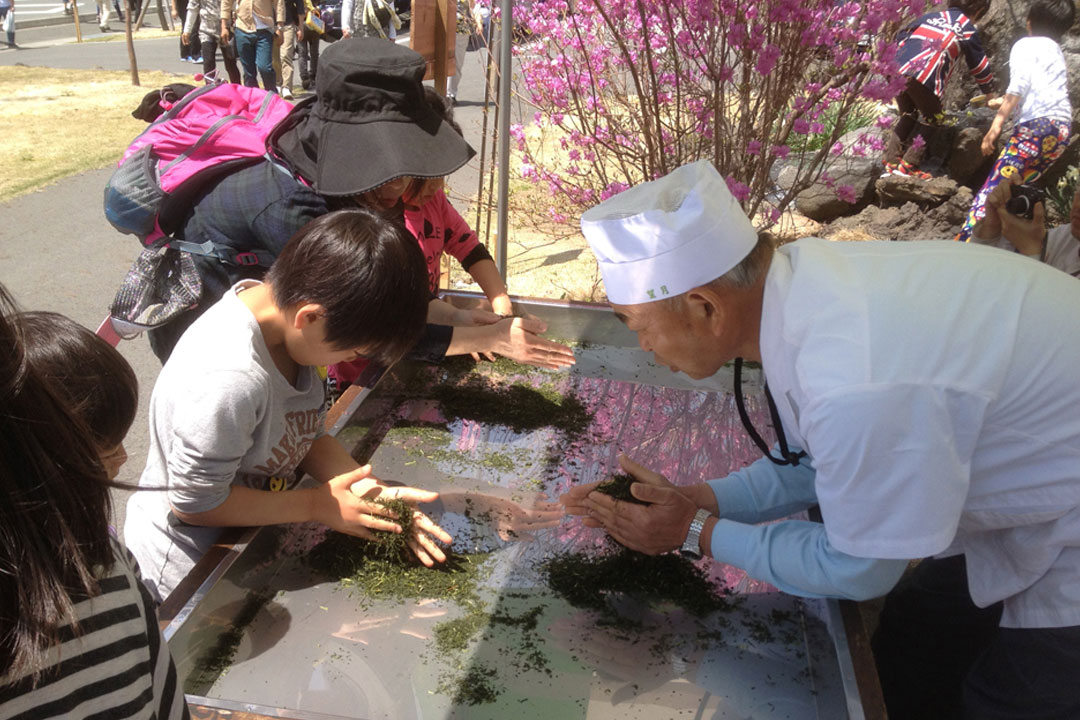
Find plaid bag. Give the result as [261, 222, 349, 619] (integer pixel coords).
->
[108, 246, 201, 338]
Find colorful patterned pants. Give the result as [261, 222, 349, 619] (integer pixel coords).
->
[957, 117, 1070, 242]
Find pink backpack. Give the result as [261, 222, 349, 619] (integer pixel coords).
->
[104, 83, 294, 257]
[104, 84, 295, 338]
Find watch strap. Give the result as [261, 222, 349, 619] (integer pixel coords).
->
[679, 508, 711, 558]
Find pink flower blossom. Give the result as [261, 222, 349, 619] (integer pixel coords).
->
[725, 176, 751, 203]
[600, 181, 630, 201]
[836, 184, 858, 204]
[507, 0, 912, 228]
[755, 44, 782, 76]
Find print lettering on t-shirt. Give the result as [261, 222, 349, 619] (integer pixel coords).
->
[251, 408, 323, 480]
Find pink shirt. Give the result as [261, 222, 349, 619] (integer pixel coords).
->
[403, 190, 483, 293]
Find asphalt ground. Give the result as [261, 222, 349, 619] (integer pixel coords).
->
[0, 28, 503, 538]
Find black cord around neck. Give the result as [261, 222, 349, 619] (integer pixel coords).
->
[733, 357, 807, 466]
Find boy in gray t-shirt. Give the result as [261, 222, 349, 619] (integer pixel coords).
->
[125, 208, 452, 602]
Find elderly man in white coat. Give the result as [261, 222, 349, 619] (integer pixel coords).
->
[561, 160, 1080, 720]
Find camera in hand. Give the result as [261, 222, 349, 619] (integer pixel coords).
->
[1004, 183, 1046, 220]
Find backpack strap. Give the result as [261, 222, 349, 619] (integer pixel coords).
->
[168, 239, 278, 268]
[166, 154, 303, 268]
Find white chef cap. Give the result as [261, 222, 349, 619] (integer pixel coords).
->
[580, 160, 757, 305]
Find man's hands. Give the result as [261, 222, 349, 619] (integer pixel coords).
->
[972, 174, 1047, 257]
[309, 464, 453, 566]
[560, 455, 703, 556]
[220, 20, 231, 42]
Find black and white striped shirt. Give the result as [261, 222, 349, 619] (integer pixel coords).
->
[0, 539, 189, 720]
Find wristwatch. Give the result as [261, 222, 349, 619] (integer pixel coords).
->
[679, 508, 712, 559]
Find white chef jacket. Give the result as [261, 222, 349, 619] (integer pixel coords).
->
[759, 238, 1080, 628]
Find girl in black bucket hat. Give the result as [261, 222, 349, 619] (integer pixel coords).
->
[272, 37, 475, 195]
[324, 87, 577, 392]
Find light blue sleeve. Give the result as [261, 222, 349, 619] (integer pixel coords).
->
[710, 518, 908, 601]
[706, 452, 818, 524]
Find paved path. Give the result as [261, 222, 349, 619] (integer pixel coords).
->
[0, 29, 503, 538]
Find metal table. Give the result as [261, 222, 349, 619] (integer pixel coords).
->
[161, 294, 886, 720]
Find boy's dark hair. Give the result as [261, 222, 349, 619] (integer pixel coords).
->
[267, 207, 429, 365]
[1028, 0, 1075, 40]
[0, 289, 118, 682]
[18, 311, 138, 452]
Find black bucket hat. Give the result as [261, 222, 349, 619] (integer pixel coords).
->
[274, 38, 476, 197]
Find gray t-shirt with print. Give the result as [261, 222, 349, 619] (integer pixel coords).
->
[125, 280, 326, 602]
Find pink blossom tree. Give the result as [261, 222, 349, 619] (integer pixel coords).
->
[504, 0, 926, 227]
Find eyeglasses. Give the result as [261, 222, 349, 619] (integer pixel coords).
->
[733, 357, 806, 467]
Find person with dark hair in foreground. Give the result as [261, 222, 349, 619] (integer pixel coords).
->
[125, 209, 453, 603]
[563, 160, 1080, 719]
[0, 297, 189, 719]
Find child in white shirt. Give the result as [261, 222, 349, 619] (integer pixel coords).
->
[957, 0, 1073, 242]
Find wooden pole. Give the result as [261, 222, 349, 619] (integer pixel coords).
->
[125, 0, 140, 85]
[411, 0, 455, 91]
[71, 0, 83, 42]
[156, 0, 169, 31]
[134, 0, 149, 29]
[432, 0, 447, 95]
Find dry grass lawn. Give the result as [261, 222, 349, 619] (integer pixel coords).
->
[0, 66, 187, 198]
[83, 28, 177, 43]
[446, 173, 606, 302]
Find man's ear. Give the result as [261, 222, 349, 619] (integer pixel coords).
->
[292, 303, 327, 330]
[685, 287, 726, 336]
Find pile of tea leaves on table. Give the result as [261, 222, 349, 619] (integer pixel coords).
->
[307, 525, 492, 609]
[430, 598, 553, 706]
[431, 377, 592, 436]
[418, 355, 592, 437]
[542, 547, 734, 628]
[594, 472, 649, 505]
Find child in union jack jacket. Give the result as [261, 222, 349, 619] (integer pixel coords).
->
[883, 1, 996, 179]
